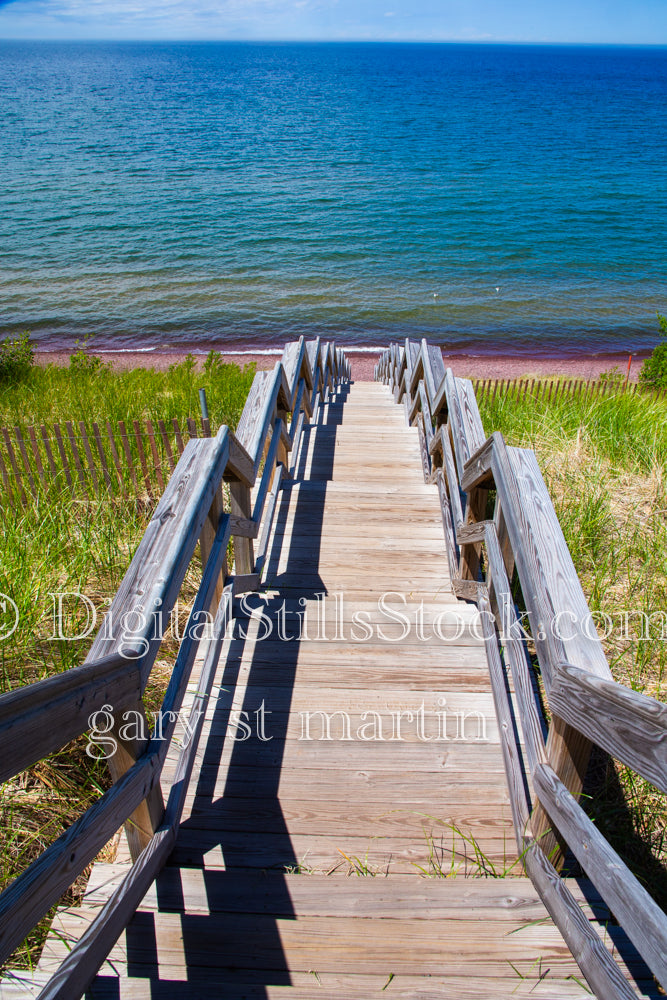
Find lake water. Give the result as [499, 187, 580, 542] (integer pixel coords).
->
[1, 41, 667, 356]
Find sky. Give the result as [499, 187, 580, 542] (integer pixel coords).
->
[0, 0, 666, 44]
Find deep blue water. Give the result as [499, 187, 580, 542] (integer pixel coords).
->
[1, 41, 667, 356]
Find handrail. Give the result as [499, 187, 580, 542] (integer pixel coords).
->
[376, 339, 667, 1000]
[0, 337, 351, 997]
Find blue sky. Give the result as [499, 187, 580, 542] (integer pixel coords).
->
[0, 0, 666, 43]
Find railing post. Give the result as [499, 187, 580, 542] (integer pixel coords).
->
[531, 718, 593, 869]
[230, 481, 254, 575]
[200, 483, 228, 611]
[107, 702, 165, 862]
[459, 485, 487, 580]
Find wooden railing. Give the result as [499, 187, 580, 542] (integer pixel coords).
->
[376, 340, 667, 1000]
[0, 338, 350, 999]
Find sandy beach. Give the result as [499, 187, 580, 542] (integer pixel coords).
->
[35, 348, 649, 382]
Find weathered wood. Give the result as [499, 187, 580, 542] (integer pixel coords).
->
[27, 425, 46, 488]
[157, 419, 176, 472]
[132, 419, 152, 496]
[230, 480, 254, 576]
[52, 423, 73, 492]
[105, 422, 126, 496]
[227, 433, 254, 486]
[436, 470, 459, 583]
[65, 421, 87, 493]
[14, 425, 37, 497]
[457, 519, 494, 543]
[252, 418, 282, 524]
[3, 427, 27, 502]
[40, 424, 58, 482]
[532, 716, 594, 867]
[547, 662, 667, 792]
[172, 417, 185, 456]
[0, 652, 140, 784]
[145, 419, 164, 493]
[460, 433, 495, 491]
[421, 339, 446, 413]
[476, 590, 532, 856]
[418, 378, 434, 447]
[254, 462, 283, 576]
[416, 413, 431, 480]
[0, 747, 164, 970]
[0, 443, 10, 495]
[492, 438, 611, 685]
[523, 844, 639, 1000]
[78, 421, 100, 497]
[483, 523, 547, 776]
[533, 762, 667, 989]
[106, 697, 165, 861]
[117, 421, 137, 492]
[91, 422, 113, 492]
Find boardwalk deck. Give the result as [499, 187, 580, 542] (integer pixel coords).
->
[3, 381, 651, 999]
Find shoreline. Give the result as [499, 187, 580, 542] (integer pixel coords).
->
[34, 348, 649, 382]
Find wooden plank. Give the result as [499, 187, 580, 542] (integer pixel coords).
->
[145, 420, 164, 493]
[132, 420, 152, 496]
[533, 762, 667, 989]
[40, 425, 58, 481]
[2, 427, 27, 503]
[79, 421, 100, 497]
[157, 419, 176, 472]
[0, 442, 11, 495]
[280, 339, 305, 406]
[53, 423, 73, 492]
[27, 425, 46, 489]
[483, 523, 547, 776]
[547, 662, 667, 792]
[0, 746, 162, 967]
[40, 907, 595, 979]
[476, 591, 532, 857]
[254, 463, 284, 576]
[496, 442, 611, 685]
[252, 418, 282, 524]
[454, 378, 487, 465]
[421, 339, 446, 413]
[65, 421, 87, 493]
[105, 422, 126, 497]
[524, 845, 641, 1000]
[117, 421, 138, 492]
[91, 422, 113, 492]
[0, 652, 140, 784]
[14, 425, 37, 497]
[227, 434, 255, 486]
[230, 481, 254, 576]
[172, 417, 185, 456]
[84, 868, 601, 921]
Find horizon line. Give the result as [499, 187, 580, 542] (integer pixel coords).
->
[2, 37, 667, 47]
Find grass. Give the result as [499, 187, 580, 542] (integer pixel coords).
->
[477, 380, 667, 906]
[0, 348, 254, 971]
[0, 348, 255, 432]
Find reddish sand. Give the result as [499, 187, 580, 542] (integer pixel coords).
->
[34, 349, 647, 382]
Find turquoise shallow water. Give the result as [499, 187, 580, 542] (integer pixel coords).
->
[1, 41, 667, 356]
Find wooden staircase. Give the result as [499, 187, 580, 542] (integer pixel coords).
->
[3, 380, 638, 999]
